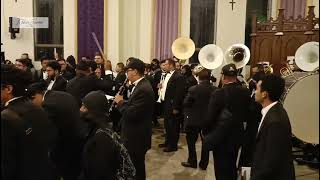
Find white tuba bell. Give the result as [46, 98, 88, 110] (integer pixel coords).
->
[295, 41, 319, 72]
[198, 44, 224, 70]
[224, 44, 250, 69]
[171, 37, 196, 60]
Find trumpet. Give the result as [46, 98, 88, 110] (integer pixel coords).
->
[108, 78, 129, 114]
[280, 63, 298, 80]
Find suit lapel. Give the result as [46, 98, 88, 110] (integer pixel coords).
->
[129, 78, 144, 100]
[166, 71, 176, 88]
[256, 103, 280, 140]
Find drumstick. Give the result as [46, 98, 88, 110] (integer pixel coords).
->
[91, 32, 108, 61]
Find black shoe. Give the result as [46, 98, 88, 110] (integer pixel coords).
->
[198, 163, 207, 170]
[181, 162, 197, 168]
[163, 147, 178, 152]
[158, 143, 167, 148]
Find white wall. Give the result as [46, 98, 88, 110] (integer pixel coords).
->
[180, 0, 191, 37]
[214, 0, 248, 83]
[108, 0, 154, 65]
[1, 0, 34, 63]
[64, 0, 77, 60]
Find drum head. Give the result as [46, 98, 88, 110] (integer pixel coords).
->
[283, 73, 319, 144]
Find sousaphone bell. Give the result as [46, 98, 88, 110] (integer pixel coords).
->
[224, 44, 250, 69]
[172, 37, 196, 60]
[198, 44, 224, 70]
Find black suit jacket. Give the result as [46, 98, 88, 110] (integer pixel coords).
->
[1, 97, 57, 180]
[251, 103, 295, 180]
[184, 80, 217, 128]
[205, 82, 251, 150]
[163, 71, 186, 116]
[117, 78, 155, 154]
[48, 75, 68, 91]
[34, 69, 46, 82]
[42, 90, 86, 177]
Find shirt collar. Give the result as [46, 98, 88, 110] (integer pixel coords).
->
[261, 101, 278, 117]
[132, 77, 144, 86]
[4, 96, 23, 107]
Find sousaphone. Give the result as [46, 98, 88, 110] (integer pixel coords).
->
[295, 41, 319, 72]
[172, 37, 195, 60]
[198, 44, 224, 70]
[224, 44, 250, 69]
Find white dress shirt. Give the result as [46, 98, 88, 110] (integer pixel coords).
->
[4, 96, 23, 107]
[160, 70, 174, 101]
[47, 80, 55, 90]
[257, 101, 278, 133]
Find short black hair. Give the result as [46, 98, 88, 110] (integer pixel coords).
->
[40, 56, 50, 63]
[57, 58, 66, 63]
[152, 58, 159, 64]
[85, 60, 97, 71]
[198, 69, 211, 81]
[182, 65, 192, 76]
[66, 55, 76, 68]
[26, 81, 47, 98]
[165, 58, 175, 66]
[47, 60, 61, 71]
[260, 74, 285, 102]
[16, 58, 29, 67]
[1, 64, 32, 97]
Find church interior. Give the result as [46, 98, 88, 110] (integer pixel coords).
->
[1, 0, 319, 180]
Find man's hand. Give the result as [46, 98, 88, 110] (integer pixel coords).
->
[114, 94, 124, 104]
[173, 109, 179, 115]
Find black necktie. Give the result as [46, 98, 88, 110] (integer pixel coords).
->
[128, 84, 135, 92]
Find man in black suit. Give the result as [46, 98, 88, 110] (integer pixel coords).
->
[57, 59, 74, 80]
[34, 56, 50, 82]
[204, 63, 251, 180]
[114, 58, 155, 180]
[46, 60, 68, 91]
[1, 64, 57, 180]
[181, 66, 216, 170]
[251, 74, 295, 180]
[158, 58, 186, 152]
[26, 82, 87, 180]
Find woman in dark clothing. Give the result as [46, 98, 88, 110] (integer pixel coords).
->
[66, 55, 77, 77]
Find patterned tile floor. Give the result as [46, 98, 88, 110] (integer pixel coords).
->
[145, 121, 319, 180]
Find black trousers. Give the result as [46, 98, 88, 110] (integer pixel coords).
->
[164, 115, 181, 148]
[129, 151, 146, 180]
[185, 126, 209, 167]
[212, 146, 239, 180]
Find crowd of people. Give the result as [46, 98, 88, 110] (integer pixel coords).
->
[1, 52, 295, 180]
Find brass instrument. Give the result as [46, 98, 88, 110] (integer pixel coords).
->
[172, 37, 196, 60]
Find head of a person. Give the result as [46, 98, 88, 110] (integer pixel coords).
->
[21, 53, 29, 59]
[160, 60, 166, 71]
[1, 64, 32, 104]
[144, 63, 151, 75]
[175, 61, 181, 70]
[15, 58, 29, 71]
[163, 58, 175, 72]
[5, 60, 13, 65]
[181, 65, 192, 76]
[66, 55, 76, 68]
[57, 59, 67, 72]
[95, 67, 102, 78]
[84, 59, 97, 73]
[80, 90, 110, 123]
[46, 60, 61, 80]
[94, 52, 104, 65]
[249, 71, 265, 91]
[76, 60, 91, 76]
[126, 57, 135, 66]
[251, 64, 264, 76]
[198, 69, 211, 81]
[255, 74, 285, 105]
[221, 63, 238, 85]
[151, 58, 160, 70]
[26, 81, 47, 106]
[125, 58, 145, 83]
[116, 62, 125, 73]
[40, 56, 50, 70]
[105, 60, 112, 71]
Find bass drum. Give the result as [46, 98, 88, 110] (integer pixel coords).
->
[281, 72, 319, 144]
